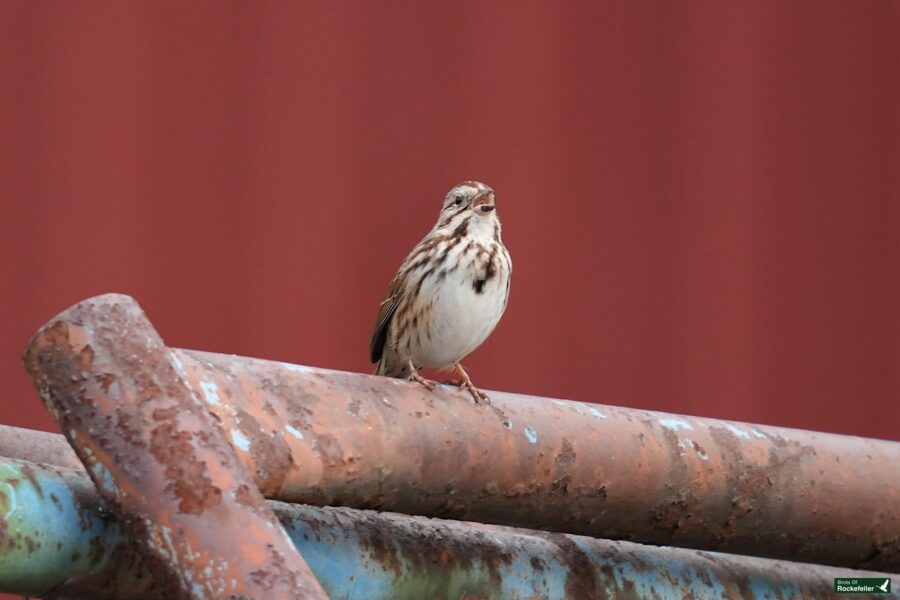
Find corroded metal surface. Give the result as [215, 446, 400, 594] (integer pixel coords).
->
[0, 459, 178, 598]
[0, 424, 80, 470]
[175, 348, 900, 571]
[1, 457, 895, 600]
[22, 294, 328, 599]
[20, 293, 900, 572]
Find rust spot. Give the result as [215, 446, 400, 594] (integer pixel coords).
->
[709, 425, 814, 550]
[348, 398, 363, 419]
[547, 533, 603, 599]
[316, 434, 344, 467]
[87, 535, 107, 567]
[20, 463, 43, 499]
[550, 476, 572, 496]
[557, 438, 576, 467]
[355, 516, 404, 576]
[96, 372, 116, 393]
[76, 344, 95, 371]
[152, 407, 178, 421]
[234, 484, 255, 507]
[149, 422, 221, 514]
[244, 419, 292, 497]
[648, 428, 696, 535]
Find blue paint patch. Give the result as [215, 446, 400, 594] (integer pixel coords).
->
[168, 353, 184, 372]
[751, 428, 767, 439]
[200, 379, 222, 407]
[283, 509, 392, 599]
[589, 407, 607, 420]
[91, 463, 116, 494]
[230, 430, 251, 452]
[686, 438, 708, 461]
[659, 418, 693, 432]
[724, 423, 750, 439]
[578, 536, 729, 599]
[0, 461, 122, 585]
[280, 361, 315, 374]
[494, 543, 566, 599]
[524, 426, 538, 444]
[285, 424, 305, 440]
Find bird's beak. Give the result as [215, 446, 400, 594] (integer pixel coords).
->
[471, 190, 495, 215]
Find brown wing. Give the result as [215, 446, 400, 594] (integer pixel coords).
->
[370, 232, 445, 363]
[369, 273, 405, 364]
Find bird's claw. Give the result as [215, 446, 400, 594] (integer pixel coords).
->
[406, 358, 437, 391]
[467, 387, 490, 405]
[452, 363, 490, 404]
[409, 372, 437, 391]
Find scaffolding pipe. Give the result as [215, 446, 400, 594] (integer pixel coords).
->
[23, 294, 328, 599]
[22, 293, 900, 571]
[0, 457, 894, 600]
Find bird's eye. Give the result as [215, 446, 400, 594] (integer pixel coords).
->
[453, 194, 464, 205]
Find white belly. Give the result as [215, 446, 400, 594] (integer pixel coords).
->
[412, 263, 509, 369]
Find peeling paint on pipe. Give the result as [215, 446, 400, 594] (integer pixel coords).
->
[22, 294, 328, 599]
[0, 459, 175, 598]
[1, 457, 895, 600]
[21, 294, 900, 571]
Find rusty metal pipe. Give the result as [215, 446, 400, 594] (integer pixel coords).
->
[22, 294, 900, 571]
[23, 294, 328, 599]
[175, 351, 900, 572]
[0, 424, 81, 470]
[0, 456, 895, 599]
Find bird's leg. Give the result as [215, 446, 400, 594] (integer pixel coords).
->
[406, 357, 436, 391]
[452, 363, 489, 404]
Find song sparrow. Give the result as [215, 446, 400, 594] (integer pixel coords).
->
[370, 181, 511, 402]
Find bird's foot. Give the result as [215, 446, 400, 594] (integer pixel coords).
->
[453, 363, 490, 404]
[407, 358, 437, 391]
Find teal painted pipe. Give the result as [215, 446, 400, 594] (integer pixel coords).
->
[0, 458, 894, 599]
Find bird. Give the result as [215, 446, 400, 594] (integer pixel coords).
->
[369, 181, 511, 403]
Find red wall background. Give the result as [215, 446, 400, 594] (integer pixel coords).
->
[1, 1, 898, 451]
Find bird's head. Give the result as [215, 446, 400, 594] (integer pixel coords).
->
[442, 181, 495, 216]
[436, 181, 500, 237]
